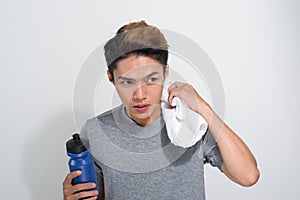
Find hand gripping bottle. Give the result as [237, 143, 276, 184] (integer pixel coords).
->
[66, 133, 98, 196]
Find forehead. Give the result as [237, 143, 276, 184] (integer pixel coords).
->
[115, 55, 163, 78]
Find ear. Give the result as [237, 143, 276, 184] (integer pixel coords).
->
[164, 64, 169, 79]
[107, 70, 114, 85]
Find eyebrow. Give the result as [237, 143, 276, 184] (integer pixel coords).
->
[118, 72, 159, 81]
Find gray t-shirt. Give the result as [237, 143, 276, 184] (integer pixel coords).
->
[80, 105, 222, 200]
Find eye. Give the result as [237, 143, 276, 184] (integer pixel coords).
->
[147, 77, 158, 83]
[121, 80, 133, 85]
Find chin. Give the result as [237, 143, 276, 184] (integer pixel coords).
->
[131, 112, 151, 121]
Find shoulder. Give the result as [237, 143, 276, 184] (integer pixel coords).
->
[80, 105, 122, 141]
[85, 105, 122, 128]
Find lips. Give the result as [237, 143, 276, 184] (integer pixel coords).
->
[133, 104, 150, 112]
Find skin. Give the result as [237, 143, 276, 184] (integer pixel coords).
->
[63, 170, 100, 200]
[63, 55, 259, 200]
[107, 55, 169, 126]
[167, 82, 260, 186]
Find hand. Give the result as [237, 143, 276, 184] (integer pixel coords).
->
[63, 170, 98, 200]
[167, 81, 209, 115]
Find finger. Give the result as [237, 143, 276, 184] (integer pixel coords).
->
[64, 182, 97, 199]
[63, 170, 82, 188]
[84, 196, 98, 200]
[168, 82, 178, 92]
[73, 189, 98, 200]
[169, 82, 185, 94]
[172, 81, 184, 86]
[73, 182, 97, 193]
[168, 91, 176, 105]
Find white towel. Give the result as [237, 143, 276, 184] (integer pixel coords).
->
[160, 82, 208, 148]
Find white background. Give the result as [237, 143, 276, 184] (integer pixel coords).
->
[1, 0, 299, 199]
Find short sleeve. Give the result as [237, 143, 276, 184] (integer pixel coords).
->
[202, 129, 223, 170]
[94, 161, 104, 186]
[79, 122, 105, 186]
[79, 123, 90, 149]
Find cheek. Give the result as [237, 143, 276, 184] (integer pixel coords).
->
[149, 85, 163, 99]
[116, 87, 133, 103]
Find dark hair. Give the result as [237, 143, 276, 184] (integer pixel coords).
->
[104, 20, 169, 81]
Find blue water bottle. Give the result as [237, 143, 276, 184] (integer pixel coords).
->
[66, 133, 98, 197]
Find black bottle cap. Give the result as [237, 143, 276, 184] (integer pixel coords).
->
[66, 133, 87, 153]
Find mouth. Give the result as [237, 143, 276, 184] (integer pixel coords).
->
[133, 104, 151, 112]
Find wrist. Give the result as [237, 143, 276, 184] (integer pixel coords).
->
[196, 101, 213, 121]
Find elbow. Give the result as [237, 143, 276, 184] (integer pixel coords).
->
[240, 168, 260, 187]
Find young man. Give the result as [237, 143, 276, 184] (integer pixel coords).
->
[63, 20, 259, 200]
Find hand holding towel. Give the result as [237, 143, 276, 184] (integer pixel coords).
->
[161, 82, 208, 148]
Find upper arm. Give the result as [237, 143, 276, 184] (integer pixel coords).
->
[80, 122, 106, 198]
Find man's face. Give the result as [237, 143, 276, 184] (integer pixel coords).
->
[108, 55, 168, 126]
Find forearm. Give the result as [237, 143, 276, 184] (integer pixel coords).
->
[198, 103, 260, 186]
[166, 82, 259, 186]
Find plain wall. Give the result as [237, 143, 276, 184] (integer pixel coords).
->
[1, 0, 299, 199]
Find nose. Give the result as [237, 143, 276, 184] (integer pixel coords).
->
[133, 84, 147, 101]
